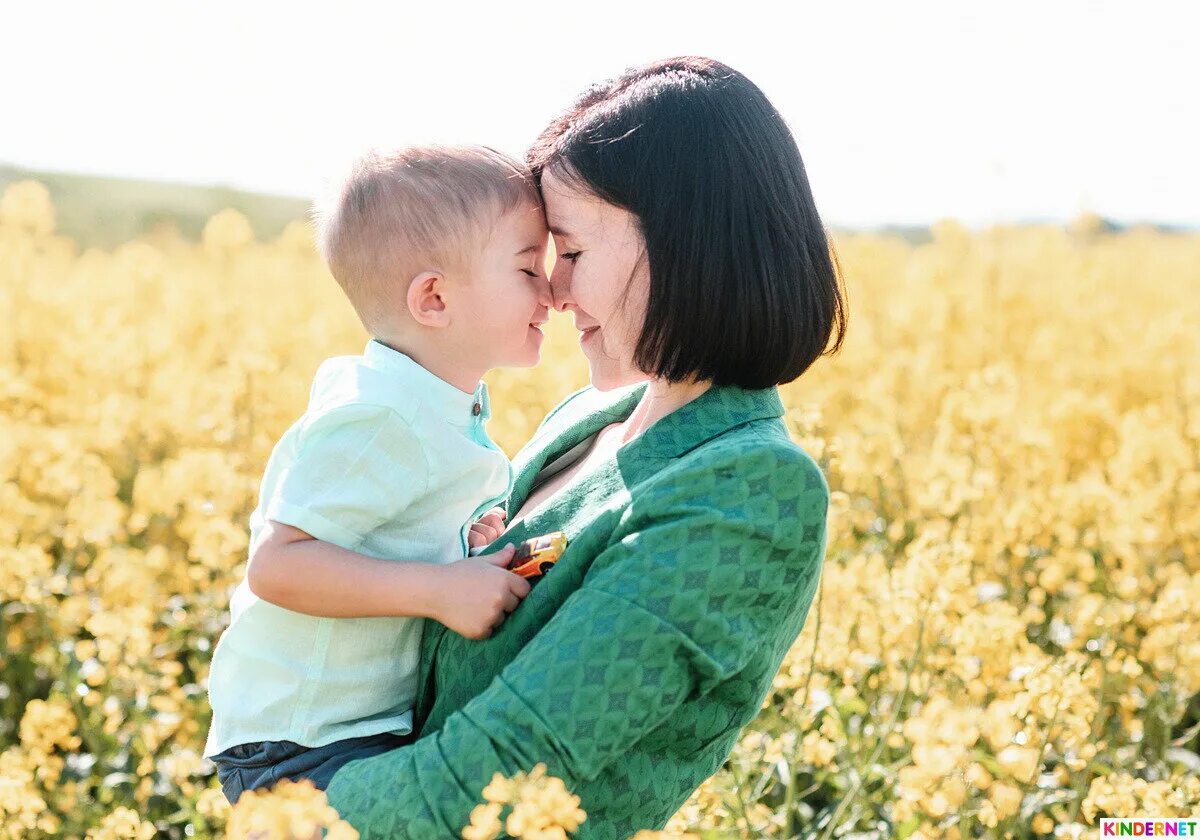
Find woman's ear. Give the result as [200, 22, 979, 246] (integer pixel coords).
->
[406, 270, 451, 327]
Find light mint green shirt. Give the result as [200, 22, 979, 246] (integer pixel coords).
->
[203, 339, 513, 758]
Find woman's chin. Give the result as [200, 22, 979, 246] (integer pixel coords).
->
[587, 362, 648, 392]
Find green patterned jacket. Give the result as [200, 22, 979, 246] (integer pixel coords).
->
[325, 381, 830, 839]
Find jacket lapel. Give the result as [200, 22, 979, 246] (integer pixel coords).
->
[504, 382, 646, 517]
[504, 382, 787, 514]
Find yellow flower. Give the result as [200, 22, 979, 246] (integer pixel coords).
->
[224, 778, 357, 840]
[19, 697, 82, 756]
[988, 782, 1023, 820]
[0, 180, 55, 235]
[463, 801, 504, 840]
[202, 208, 255, 254]
[1031, 812, 1056, 834]
[85, 806, 157, 840]
[995, 746, 1039, 783]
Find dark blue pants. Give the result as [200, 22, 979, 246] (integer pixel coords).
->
[212, 730, 417, 805]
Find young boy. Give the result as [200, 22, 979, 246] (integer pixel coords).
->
[202, 144, 554, 804]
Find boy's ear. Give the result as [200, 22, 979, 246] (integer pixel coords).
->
[406, 270, 451, 327]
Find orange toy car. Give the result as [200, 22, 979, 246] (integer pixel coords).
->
[507, 532, 568, 579]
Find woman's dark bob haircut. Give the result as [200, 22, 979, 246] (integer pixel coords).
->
[527, 56, 847, 389]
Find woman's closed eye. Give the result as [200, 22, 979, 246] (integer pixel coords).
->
[557, 251, 581, 262]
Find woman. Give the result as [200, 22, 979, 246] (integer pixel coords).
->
[324, 56, 847, 839]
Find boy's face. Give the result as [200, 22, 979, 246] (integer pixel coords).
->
[455, 201, 553, 369]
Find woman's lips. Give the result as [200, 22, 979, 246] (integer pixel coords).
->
[580, 326, 600, 344]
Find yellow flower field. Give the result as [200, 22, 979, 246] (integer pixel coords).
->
[1, 180, 1198, 839]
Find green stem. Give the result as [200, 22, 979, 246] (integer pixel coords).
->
[727, 754, 755, 840]
[816, 594, 932, 840]
[1068, 661, 1110, 825]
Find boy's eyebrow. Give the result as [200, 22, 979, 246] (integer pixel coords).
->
[515, 243, 543, 256]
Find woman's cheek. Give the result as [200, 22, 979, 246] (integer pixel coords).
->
[576, 270, 603, 321]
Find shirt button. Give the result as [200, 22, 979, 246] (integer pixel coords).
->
[472, 403, 482, 416]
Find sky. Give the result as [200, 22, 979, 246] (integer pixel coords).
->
[2, 0, 1195, 229]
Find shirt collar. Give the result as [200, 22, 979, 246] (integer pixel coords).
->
[362, 339, 490, 427]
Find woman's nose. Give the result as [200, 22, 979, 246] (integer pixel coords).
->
[548, 263, 572, 312]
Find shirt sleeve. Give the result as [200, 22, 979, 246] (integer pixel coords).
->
[262, 403, 428, 549]
[324, 442, 829, 838]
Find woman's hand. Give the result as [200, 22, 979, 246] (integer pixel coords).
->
[467, 506, 508, 549]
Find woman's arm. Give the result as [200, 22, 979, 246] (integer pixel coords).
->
[324, 443, 830, 838]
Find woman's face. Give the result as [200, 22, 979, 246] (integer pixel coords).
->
[540, 167, 651, 391]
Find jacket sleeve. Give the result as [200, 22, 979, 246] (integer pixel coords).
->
[324, 442, 829, 839]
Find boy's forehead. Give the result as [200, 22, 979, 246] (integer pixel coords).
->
[487, 201, 548, 251]
[510, 201, 550, 235]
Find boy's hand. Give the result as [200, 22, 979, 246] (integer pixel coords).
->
[429, 546, 530, 640]
[467, 506, 508, 549]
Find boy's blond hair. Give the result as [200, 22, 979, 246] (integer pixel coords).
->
[312, 144, 541, 336]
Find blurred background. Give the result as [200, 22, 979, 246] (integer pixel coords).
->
[2, 0, 1195, 245]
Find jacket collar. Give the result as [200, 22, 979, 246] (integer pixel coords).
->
[506, 380, 786, 514]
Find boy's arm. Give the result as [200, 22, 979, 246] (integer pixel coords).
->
[247, 403, 443, 618]
[247, 520, 446, 619]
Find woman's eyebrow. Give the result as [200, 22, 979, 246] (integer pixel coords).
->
[549, 225, 571, 237]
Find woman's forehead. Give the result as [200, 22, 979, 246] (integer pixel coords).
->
[542, 168, 599, 210]
[543, 174, 616, 238]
